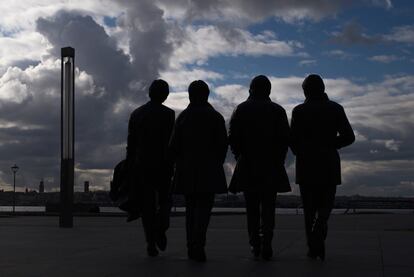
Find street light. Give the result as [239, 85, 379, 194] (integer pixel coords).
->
[11, 164, 19, 213]
[60, 47, 75, 228]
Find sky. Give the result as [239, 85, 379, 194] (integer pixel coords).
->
[0, 0, 413, 196]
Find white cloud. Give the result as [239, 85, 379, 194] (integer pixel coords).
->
[324, 49, 356, 60]
[373, 139, 402, 151]
[368, 54, 401, 63]
[164, 91, 189, 112]
[385, 25, 414, 44]
[158, 0, 359, 24]
[160, 68, 223, 91]
[0, 1, 412, 195]
[299, 59, 317, 66]
[169, 25, 303, 68]
[340, 160, 414, 197]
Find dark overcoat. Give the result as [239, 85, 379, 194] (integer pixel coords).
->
[228, 95, 291, 194]
[169, 102, 228, 195]
[290, 94, 355, 186]
[127, 100, 175, 190]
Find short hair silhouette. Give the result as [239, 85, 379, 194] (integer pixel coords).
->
[149, 79, 169, 103]
[302, 74, 325, 99]
[249, 75, 271, 97]
[188, 80, 210, 103]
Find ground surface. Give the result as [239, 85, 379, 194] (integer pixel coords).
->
[1, 213, 413, 277]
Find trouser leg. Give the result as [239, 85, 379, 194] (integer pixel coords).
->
[185, 195, 196, 249]
[141, 189, 157, 246]
[300, 185, 317, 249]
[314, 185, 337, 242]
[193, 193, 215, 249]
[244, 191, 261, 247]
[260, 192, 276, 245]
[157, 187, 172, 234]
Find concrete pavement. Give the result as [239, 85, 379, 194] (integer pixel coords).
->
[0, 214, 413, 277]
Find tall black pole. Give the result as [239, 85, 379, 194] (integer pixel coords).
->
[13, 172, 15, 213]
[60, 47, 75, 228]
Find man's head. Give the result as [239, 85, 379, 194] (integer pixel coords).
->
[188, 80, 210, 104]
[148, 79, 169, 103]
[302, 74, 325, 99]
[249, 75, 271, 97]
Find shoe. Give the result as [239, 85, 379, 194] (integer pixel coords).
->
[156, 232, 167, 251]
[191, 247, 207, 262]
[126, 213, 140, 222]
[187, 248, 195, 260]
[147, 245, 159, 257]
[317, 241, 325, 261]
[307, 249, 318, 260]
[261, 244, 273, 260]
[250, 245, 261, 258]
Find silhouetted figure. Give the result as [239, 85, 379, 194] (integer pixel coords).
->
[290, 74, 355, 261]
[127, 79, 175, 257]
[228, 75, 291, 260]
[169, 80, 228, 262]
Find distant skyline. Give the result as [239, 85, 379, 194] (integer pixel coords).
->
[0, 0, 413, 196]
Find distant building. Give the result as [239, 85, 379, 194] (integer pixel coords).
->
[84, 181, 90, 193]
[39, 180, 45, 193]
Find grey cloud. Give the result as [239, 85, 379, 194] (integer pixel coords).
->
[159, 0, 343, 23]
[158, 0, 392, 24]
[211, 75, 414, 196]
[36, 11, 133, 97]
[330, 21, 382, 45]
[9, 59, 41, 70]
[330, 21, 414, 47]
[0, 1, 174, 191]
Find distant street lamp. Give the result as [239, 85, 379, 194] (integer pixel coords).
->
[11, 164, 19, 213]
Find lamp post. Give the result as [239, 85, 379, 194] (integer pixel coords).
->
[60, 47, 75, 228]
[11, 164, 19, 213]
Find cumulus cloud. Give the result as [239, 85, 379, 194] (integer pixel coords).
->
[158, 0, 344, 23]
[0, 1, 175, 191]
[209, 74, 414, 196]
[158, 0, 393, 24]
[168, 25, 304, 69]
[161, 68, 223, 91]
[0, 0, 412, 197]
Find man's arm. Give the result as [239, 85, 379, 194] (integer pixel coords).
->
[276, 109, 290, 162]
[228, 107, 242, 160]
[165, 110, 176, 181]
[335, 106, 355, 149]
[216, 115, 228, 164]
[126, 113, 136, 163]
[289, 108, 299, 156]
[168, 115, 181, 163]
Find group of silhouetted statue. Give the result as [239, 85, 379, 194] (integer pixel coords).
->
[109, 74, 355, 262]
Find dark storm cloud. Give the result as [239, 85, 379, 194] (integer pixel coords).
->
[36, 11, 133, 97]
[0, 1, 174, 191]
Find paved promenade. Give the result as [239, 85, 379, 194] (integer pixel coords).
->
[1, 213, 413, 277]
